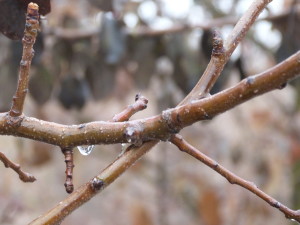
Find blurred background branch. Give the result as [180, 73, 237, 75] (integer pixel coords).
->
[0, 151, 36, 183]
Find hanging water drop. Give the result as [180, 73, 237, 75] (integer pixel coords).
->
[290, 219, 300, 224]
[77, 145, 95, 156]
[119, 143, 131, 156]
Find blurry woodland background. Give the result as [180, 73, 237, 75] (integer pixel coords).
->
[0, 0, 300, 224]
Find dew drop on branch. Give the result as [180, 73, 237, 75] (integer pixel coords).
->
[122, 143, 132, 152]
[290, 219, 300, 224]
[77, 145, 95, 156]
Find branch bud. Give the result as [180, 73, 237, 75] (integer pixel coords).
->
[212, 30, 225, 57]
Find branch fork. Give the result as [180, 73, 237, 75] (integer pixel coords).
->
[60, 94, 149, 193]
[2, 0, 300, 224]
[170, 134, 300, 222]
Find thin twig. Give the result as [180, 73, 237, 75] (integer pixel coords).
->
[181, 0, 272, 102]
[111, 94, 148, 122]
[61, 147, 74, 194]
[112, 94, 149, 149]
[9, 3, 39, 118]
[0, 152, 36, 183]
[170, 134, 300, 222]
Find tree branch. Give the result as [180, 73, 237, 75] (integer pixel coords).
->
[170, 134, 300, 222]
[19, 0, 298, 223]
[181, 0, 273, 102]
[9, 3, 39, 118]
[0, 151, 36, 183]
[61, 147, 75, 194]
[28, 47, 300, 225]
[30, 128, 155, 224]
[1, 51, 299, 148]
[111, 93, 148, 122]
[29, 141, 156, 225]
[59, 94, 149, 194]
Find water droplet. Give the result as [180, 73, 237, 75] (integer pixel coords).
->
[77, 145, 94, 156]
[121, 143, 130, 152]
[290, 219, 300, 224]
[119, 143, 131, 156]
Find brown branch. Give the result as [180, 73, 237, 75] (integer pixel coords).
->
[66, 94, 148, 193]
[111, 94, 148, 122]
[0, 151, 36, 183]
[112, 94, 148, 147]
[59, 94, 148, 194]
[170, 134, 300, 222]
[181, 0, 272, 102]
[28, 50, 300, 224]
[0, 0, 294, 224]
[166, 51, 300, 127]
[2, 1, 273, 148]
[61, 147, 74, 194]
[29, 141, 157, 225]
[9, 3, 39, 118]
[24, 0, 297, 223]
[29, 51, 300, 224]
[1, 51, 299, 148]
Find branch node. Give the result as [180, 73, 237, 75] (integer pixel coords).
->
[78, 124, 86, 129]
[162, 109, 183, 134]
[124, 122, 144, 146]
[20, 60, 27, 67]
[112, 93, 149, 122]
[278, 82, 287, 90]
[271, 201, 281, 209]
[135, 93, 148, 109]
[91, 177, 105, 191]
[245, 76, 256, 85]
[213, 162, 219, 169]
[6, 113, 24, 126]
[211, 29, 225, 57]
[247, 181, 258, 188]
